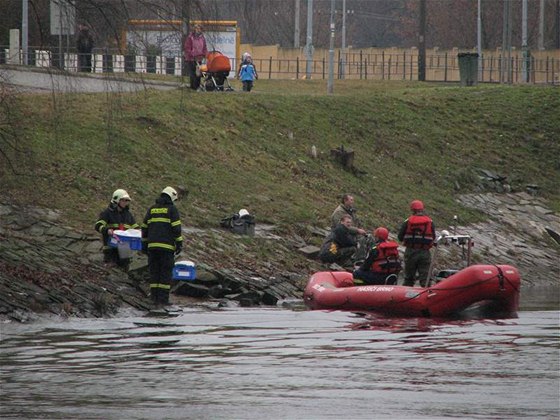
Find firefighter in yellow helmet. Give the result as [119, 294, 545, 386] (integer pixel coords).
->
[141, 187, 183, 306]
[94, 189, 139, 271]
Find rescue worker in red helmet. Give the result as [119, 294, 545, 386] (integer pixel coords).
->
[397, 200, 435, 287]
[353, 227, 402, 285]
[141, 186, 183, 306]
[94, 189, 139, 271]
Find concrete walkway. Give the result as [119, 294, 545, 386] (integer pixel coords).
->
[0, 65, 180, 93]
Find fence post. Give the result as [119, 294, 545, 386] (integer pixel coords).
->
[296, 56, 299, 79]
[444, 52, 448, 82]
[365, 58, 368, 79]
[359, 50, 363, 79]
[410, 52, 413, 80]
[337, 49, 340, 79]
[269, 56, 272, 79]
[381, 51, 385, 80]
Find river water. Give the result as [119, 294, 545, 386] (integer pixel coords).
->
[1, 288, 558, 420]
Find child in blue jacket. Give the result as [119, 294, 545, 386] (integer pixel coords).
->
[238, 53, 258, 92]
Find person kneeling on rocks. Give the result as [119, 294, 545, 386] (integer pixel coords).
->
[318, 215, 357, 267]
[353, 227, 401, 285]
[94, 189, 139, 271]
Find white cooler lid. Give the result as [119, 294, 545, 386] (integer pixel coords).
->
[175, 260, 195, 267]
[113, 229, 142, 238]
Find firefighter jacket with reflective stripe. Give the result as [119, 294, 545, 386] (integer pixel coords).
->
[95, 203, 138, 249]
[398, 214, 435, 249]
[369, 241, 402, 274]
[141, 195, 183, 252]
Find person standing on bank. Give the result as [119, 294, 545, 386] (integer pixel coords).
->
[353, 227, 401, 285]
[95, 189, 138, 271]
[398, 200, 435, 287]
[141, 187, 183, 306]
[184, 23, 208, 90]
[76, 24, 94, 72]
[330, 194, 365, 233]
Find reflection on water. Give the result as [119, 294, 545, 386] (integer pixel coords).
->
[0, 290, 558, 420]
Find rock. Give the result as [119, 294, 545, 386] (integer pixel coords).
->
[174, 282, 209, 298]
[298, 245, 320, 258]
[545, 227, 560, 246]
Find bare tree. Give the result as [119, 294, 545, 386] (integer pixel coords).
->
[0, 80, 24, 175]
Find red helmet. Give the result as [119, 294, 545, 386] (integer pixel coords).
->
[373, 227, 389, 241]
[410, 200, 424, 211]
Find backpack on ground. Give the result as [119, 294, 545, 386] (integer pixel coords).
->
[220, 211, 255, 236]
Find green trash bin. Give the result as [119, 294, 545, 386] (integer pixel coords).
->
[458, 52, 479, 86]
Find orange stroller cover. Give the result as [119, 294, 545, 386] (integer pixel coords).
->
[206, 51, 231, 73]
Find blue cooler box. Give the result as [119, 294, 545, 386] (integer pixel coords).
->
[173, 261, 196, 281]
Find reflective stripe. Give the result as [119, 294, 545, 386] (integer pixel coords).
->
[148, 217, 171, 224]
[175, 237, 183, 242]
[148, 242, 175, 251]
[150, 283, 171, 290]
[171, 220, 181, 227]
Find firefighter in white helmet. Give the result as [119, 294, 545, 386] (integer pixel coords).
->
[94, 189, 138, 271]
[141, 186, 184, 305]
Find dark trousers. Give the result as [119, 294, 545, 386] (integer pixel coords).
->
[103, 248, 130, 271]
[403, 248, 431, 287]
[319, 246, 356, 266]
[242, 81, 254, 91]
[78, 52, 92, 72]
[148, 249, 175, 304]
[353, 269, 397, 285]
[186, 60, 202, 90]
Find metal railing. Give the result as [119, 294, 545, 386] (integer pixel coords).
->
[1, 47, 558, 85]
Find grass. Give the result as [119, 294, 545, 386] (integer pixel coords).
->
[2, 79, 559, 239]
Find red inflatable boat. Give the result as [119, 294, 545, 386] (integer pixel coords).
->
[304, 264, 520, 318]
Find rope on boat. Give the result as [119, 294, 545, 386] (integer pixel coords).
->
[389, 270, 520, 307]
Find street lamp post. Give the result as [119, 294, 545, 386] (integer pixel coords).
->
[294, 0, 300, 48]
[22, 0, 28, 65]
[327, 0, 335, 94]
[341, 0, 346, 79]
[305, 0, 313, 79]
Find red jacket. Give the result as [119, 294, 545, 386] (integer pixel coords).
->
[184, 32, 207, 61]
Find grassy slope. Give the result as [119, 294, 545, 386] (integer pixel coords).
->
[3, 79, 559, 239]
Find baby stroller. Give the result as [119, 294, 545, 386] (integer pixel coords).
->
[198, 51, 234, 92]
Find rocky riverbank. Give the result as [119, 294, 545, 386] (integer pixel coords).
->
[1, 191, 558, 322]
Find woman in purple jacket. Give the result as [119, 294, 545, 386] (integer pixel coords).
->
[184, 24, 208, 90]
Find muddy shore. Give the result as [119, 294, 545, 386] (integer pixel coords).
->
[1, 192, 558, 323]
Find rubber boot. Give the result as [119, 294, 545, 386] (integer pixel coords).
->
[150, 288, 159, 304]
[159, 290, 170, 306]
